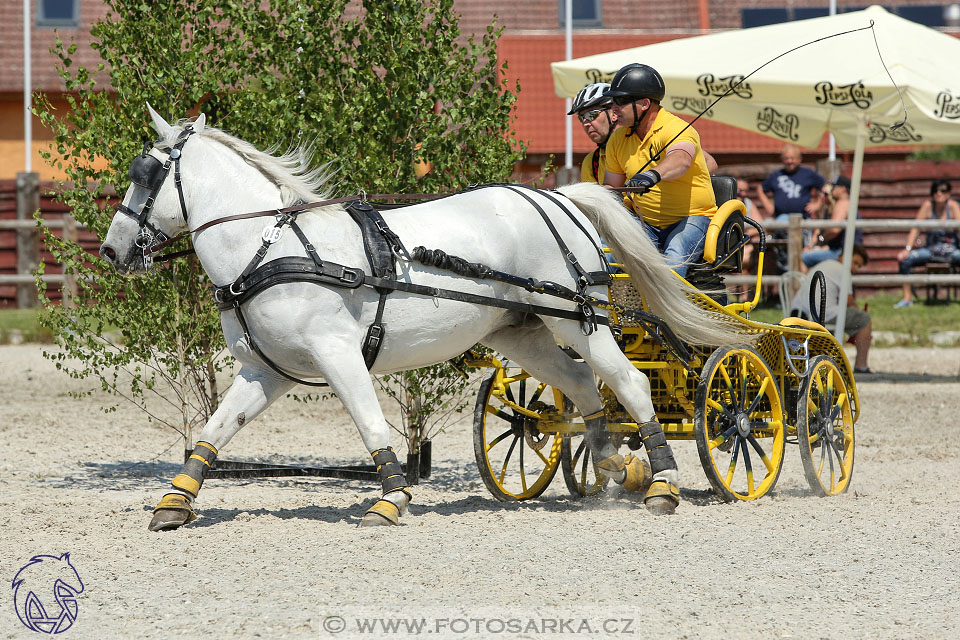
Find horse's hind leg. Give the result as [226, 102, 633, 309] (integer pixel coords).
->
[148, 366, 294, 532]
[539, 318, 680, 515]
[484, 322, 648, 481]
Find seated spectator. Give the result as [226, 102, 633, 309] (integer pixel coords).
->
[789, 244, 872, 374]
[802, 176, 862, 270]
[895, 179, 960, 308]
[738, 178, 764, 274]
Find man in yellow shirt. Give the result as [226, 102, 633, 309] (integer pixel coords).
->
[603, 63, 717, 278]
[568, 82, 617, 183]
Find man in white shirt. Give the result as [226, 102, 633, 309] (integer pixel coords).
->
[789, 244, 872, 374]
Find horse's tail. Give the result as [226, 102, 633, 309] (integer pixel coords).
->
[557, 182, 753, 347]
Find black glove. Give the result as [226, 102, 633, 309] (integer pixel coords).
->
[625, 169, 661, 195]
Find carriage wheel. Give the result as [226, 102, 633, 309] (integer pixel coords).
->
[560, 433, 609, 498]
[694, 346, 786, 501]
[473, 367, 562, 501]
[797, 355, 855, 496]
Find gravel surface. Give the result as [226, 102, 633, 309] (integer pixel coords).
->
[2, 344, 959, 639]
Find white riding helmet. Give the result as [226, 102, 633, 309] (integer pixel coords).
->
[567, 82, 612, 115]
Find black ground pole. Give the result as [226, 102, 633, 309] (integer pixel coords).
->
[190, 439, 432, 485]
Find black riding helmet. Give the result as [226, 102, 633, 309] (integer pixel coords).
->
[605, 63, 666, 102]
[606, 63, 665, 136]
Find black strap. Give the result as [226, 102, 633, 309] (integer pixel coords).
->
[362, 274, 609, 327]
[501, 185, 594, 285]
[232, 299, 329, 388]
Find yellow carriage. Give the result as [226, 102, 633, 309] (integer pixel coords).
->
[470, 178, 858, 504]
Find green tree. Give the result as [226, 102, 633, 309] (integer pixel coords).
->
[36, 0, 525, 452]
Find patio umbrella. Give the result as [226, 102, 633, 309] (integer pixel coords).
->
[551, 5, 960, 339]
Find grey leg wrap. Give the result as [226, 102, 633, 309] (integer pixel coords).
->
[639, 421, 677, 475]
[372, 447, 408, 493]
[171, 441, 218, 498]
[584, 415, 618, 460]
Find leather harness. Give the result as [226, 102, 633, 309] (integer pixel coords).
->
[119, 132, 691, 388]
[209, 185, 617, 386]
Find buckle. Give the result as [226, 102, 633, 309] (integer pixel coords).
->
[366, 325, 384, 348]
[339, 267, 363, 285]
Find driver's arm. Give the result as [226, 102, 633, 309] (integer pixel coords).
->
[604, 170, 626, 188]
[653, 142, 696, 181]
[604, 142, 697, 187]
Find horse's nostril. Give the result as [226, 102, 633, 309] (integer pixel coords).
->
[100, 245, 117, 262]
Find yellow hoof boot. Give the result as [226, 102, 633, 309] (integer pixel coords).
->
[621, 454, 652, 493]
[643, 479, 680, 515]
[595, 453, 625, 476]
[360, 499, 401, 527]
[148, 494, 197, 532]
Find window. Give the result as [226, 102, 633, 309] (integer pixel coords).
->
[37, 0, 80, 27]
[743, 5, 952, 29]
[558, 0, 602, 29]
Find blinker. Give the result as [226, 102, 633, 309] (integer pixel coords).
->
[129, 153, 166, 191]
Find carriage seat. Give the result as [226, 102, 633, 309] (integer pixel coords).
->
[685, 176, 747, 291]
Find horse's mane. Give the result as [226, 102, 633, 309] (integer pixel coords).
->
[160, 121, 336, 208]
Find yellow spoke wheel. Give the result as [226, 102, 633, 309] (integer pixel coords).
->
[694, 346, 786, 501]
[473, 367, 562, 501]
[560, 432, 609, 498]
[797, 355, 855, 496]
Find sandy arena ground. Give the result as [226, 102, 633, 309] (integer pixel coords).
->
[2, 344, 959, 639]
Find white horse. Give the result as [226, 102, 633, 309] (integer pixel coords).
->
[101, 107, 748, 530]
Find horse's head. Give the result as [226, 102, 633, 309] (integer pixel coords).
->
[100, 105, 206, 274]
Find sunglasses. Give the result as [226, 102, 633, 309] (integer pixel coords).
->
[935, 187, 951, 194]
[577, 108, 605, 124]
[612, 95, 635, 106]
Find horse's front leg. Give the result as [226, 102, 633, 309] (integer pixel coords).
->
[148, 366, 294, 532]
[316, 347, 411, 527]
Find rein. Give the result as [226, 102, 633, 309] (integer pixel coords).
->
[149, 192, 448, 258]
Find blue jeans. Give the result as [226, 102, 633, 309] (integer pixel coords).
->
[900, 247, 960, 273]
[641, 215, 711, 278]
[802, 246, 842, 268]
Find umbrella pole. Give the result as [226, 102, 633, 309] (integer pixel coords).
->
[833, 119, 866, 343]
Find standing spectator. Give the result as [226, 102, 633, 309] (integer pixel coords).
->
[789, 244, 873, 374]
[802, 176, 863, 270]
[757, 144, 825, 271]
[895, 179, 960, 308]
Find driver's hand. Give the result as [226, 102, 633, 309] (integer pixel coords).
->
[625, 170, 661, 195]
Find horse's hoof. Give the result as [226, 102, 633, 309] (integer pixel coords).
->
[360, 499, 400, 527]
[620, 454, 652, 493]
[643, 479, 680, 515]
[147, 494, 196, 532]
[644, 496, 677, 515]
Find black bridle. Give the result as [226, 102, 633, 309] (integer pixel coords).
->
[116, 126, 195, 268]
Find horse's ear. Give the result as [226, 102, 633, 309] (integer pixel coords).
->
[146, 103, 175, 139]
[192, 112, 206, 133]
